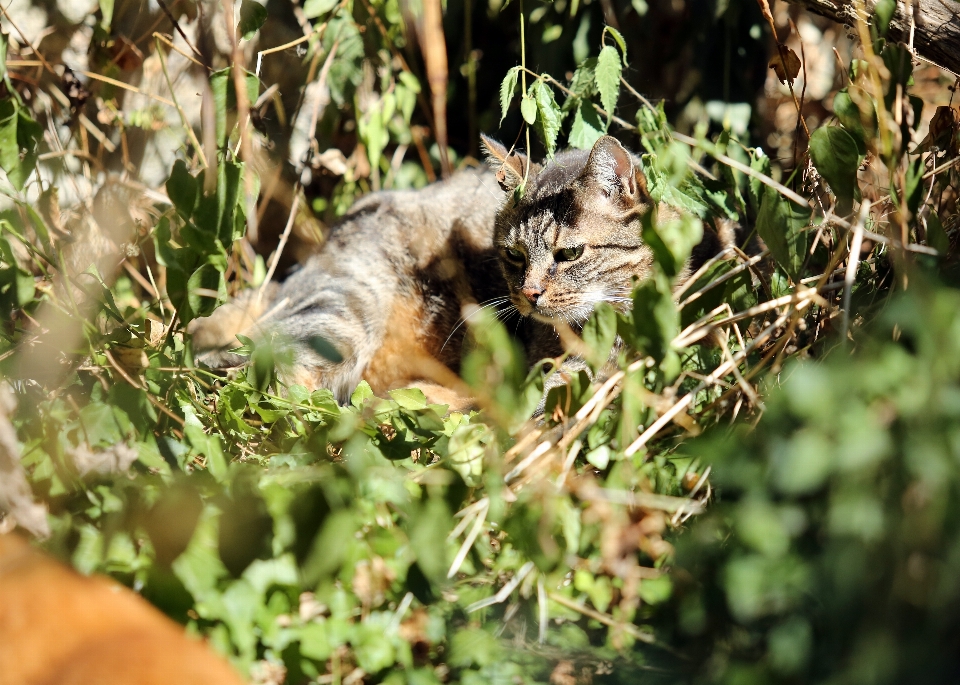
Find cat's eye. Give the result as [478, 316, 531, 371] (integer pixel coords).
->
[504, 247, 525, 263]
[555, 245, 584, 262]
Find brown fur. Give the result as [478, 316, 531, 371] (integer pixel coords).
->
[0, 533, 247, 685]
[191, 136, 736, 409]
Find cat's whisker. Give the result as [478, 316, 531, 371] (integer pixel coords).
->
[441, 298, 512, 351]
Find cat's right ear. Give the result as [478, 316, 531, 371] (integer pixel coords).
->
[480, 134, 533, 193]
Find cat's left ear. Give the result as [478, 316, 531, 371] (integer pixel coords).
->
[581, 136, 651, 206]
[480, 134, 539, 193]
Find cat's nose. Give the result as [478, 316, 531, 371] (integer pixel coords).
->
[521, 286, 543, 304]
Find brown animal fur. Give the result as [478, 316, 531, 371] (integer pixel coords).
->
[190, 136, 738, 408]
[0, 533, 247, 685]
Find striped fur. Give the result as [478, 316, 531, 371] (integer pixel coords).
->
[191, 135, 723, 408]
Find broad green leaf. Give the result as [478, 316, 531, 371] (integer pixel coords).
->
[209, 67, 260, 146]
[499, 66, 520, 124]
[531, 79, 562, 157]
[0, 99, 41, 190]
[581, 302, 618, 369]
[238, 0, 268, 40]
[642, 211, 704, 278]
[303, 0, 339, 18]
[832, 88, 871, 154]
[388, 387, 428, 410]
[595, 45, 622, 115]
[568, 100, 604, 150]
[809, 126, 860, 215]
[755, 184, 811, 281]
[630, 271, 678, 364]
[166, 159, 199, 218]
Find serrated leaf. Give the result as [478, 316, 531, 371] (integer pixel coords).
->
[809, 126, 861, 216]
[603, 26, 628, 64]
[238, 0, 268, 41]
[568, 100, 604, 149]
[499, 66, 520, 124]
[532, 80, 562, 157]
[596, 45, 622, 115]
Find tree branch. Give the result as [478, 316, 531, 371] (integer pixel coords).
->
[785, 0, 960, 76]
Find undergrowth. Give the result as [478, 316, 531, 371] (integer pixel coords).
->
[0, 0, 959, 683]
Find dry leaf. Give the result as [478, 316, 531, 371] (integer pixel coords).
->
[109, 36, 144, 71]
[914, 105, 960, 156]
[769, 46, 802, 85]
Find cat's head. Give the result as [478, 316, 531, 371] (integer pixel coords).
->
[482, 134, 655, 325]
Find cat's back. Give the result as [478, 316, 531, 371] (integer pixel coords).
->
[321, 165, 502, 260]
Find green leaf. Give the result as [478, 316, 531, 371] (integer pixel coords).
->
[238, 0, 268, 40]
[602, 26, 628, 64]
[809, 126, 860, 215]
[630, 272, 678, 364]
[595, 45, 622, 115]
[568, 100, 604, 150]
[499, 66, 520, 124]
[99, 0, 115, 30]
[166, 159, 199, 218]
[531, 79, 562, 157]
[642, 211, 704, 279]
[388, 387, 428, 411]
[209, 68, 260, 146]
[581, 302, 618, 369]
[833, 89, 870, 155]
[874, 0, 895, 37]
[927, 212, 948, 254]
[303, 0, 339, 18]
[520, 95, 537, 126]
[755, 185, 811, 282]
[308, 335, 344, 364]
[0, 99, 41, 190]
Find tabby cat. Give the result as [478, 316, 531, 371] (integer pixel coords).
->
[190, 135, 725, 408]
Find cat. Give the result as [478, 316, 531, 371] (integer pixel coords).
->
[190, 134, 730, 409]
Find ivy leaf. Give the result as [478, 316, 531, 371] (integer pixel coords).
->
[755, 184, 810, 281]
[595, 45, 621, 116]
[568, 100, 604, 150]
[238, 0, 268, 41]
[809, 126, 861, 216]
[532, 79, 562, 157]
[499, 66, 520, 124]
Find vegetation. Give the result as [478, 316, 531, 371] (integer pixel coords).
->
[0, 0, 958, 682]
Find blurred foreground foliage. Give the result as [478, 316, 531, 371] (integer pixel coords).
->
[0, 0, 958, 683]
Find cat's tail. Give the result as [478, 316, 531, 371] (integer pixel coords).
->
[187, 284, 281, 367]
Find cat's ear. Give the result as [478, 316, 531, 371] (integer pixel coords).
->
[480, 134, 536, 193]
[581, 135, 651, 205]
